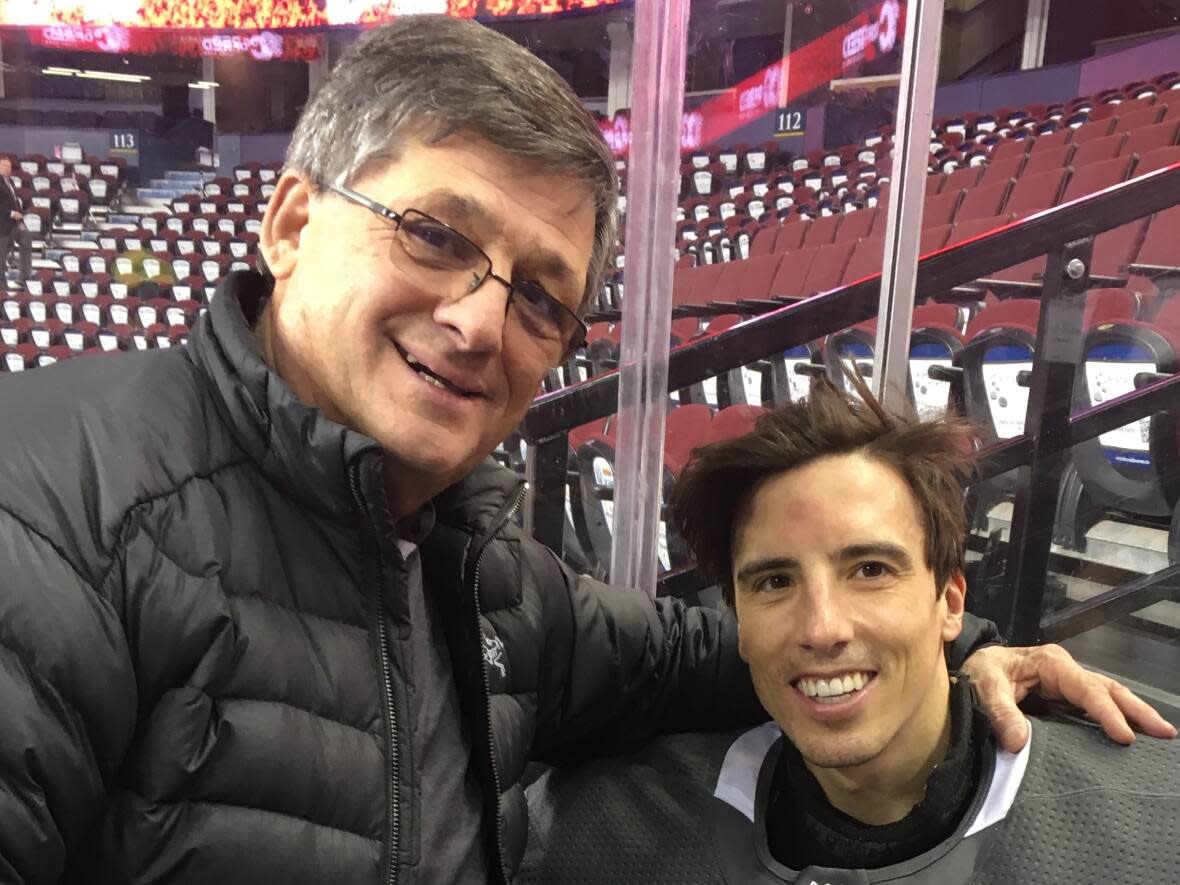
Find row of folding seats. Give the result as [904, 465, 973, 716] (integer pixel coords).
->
[14, 257, 253, 298]
[1, 298, 202, 339]
[8, 155, 126, 181]
[557, 287, 1177, 572]
[931, 138, 1180, 201]
[203, 176, 276, 200]
[927, 73, 1180, 149]
[171, 195, 270, 217]
[232, 162, 282, 183]
[5, 279, 210, 315]
[929, 93, 1180, 174]
[91, 231, 261, 262]
[660, 138, 1180, 317]
[0, 326, 189, 370]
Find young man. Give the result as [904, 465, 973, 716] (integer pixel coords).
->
[519, 382, 1179, 885]
[0, 15, 1165, 885]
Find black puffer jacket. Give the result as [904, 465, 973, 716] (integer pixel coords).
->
[0, 272, 765, 885]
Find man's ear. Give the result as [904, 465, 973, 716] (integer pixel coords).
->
[941, 571, 967, 643]
[260, 170, 313, 283]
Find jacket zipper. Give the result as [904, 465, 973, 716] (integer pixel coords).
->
[349, 465, 399, 885]
[469, 480, 528, 885]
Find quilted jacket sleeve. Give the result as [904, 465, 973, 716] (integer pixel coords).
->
[0, 509, 136, 884]
[530, 552, 1000, 762]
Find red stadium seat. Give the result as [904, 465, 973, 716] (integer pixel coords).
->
[1060, 156, 1133, 203]
[801, 213, 843, 248]
[956, 180, 1013, 221]
[1023, 144, 1075, 176]
[1005, 168, 1070, 218]
[1113, 105, 1166, 133]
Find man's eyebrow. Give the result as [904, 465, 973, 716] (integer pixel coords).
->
[414, 189, 579, 293]
[837, 542, 915, 568]
[413, 189, 492, 229]
[734, 556, 798, 585]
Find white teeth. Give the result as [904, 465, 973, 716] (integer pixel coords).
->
[404, 351, 421, 366]
[417, 369, 446, 389]
[796, 671, 874, 701]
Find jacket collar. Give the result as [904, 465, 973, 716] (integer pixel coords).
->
[434, 458, 526, 537]
[187, 270, 382, 519]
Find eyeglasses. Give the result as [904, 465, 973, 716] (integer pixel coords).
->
[329, 184, 587, 367]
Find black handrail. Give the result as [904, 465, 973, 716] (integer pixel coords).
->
[523, 162, 1180, 443]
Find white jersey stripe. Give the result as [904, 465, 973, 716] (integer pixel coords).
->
[713, 718, 1034, 833]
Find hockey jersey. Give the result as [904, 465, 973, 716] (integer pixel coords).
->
[519, 716, 1180, 885]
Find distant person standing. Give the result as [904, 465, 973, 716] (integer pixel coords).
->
[0, 156, 32, 286]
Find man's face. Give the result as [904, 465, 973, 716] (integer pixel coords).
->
[0, 159, 11, 177]
[260, 134, 596, 502]
[732, 453, 964, 772]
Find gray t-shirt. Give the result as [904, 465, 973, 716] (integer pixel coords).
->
[397, 508, 488, 884]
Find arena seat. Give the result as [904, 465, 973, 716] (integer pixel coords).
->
[1023, 144, 1074, 177]
[1069, 118, 1116, 145]
[1128, 204, 1180, 282]
[924, 188, 964, 227]
[1006, 168, 1070, 218]
[1114, 105, 1166, 133]
[1058, 293, 1180, 546]
[765, 247, 818, 302]
[1123, 121, 1180, 157]
[2, 343, 38, 372]
[1073, 134, 1127, 166]
[956, 179, 1013, 221]
[705, 405, 766, 445]
[801, 213, 843, 248]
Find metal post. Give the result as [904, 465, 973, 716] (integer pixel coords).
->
[872, 0, 945, 410]
[308, 34, 330, 98]
[999, 237, 1093, 645]
[201, 57, 217, 124]
[609, 0, 691, 595]
[1022, 0, 1051, 70]
[606, 21, 634, 118]
[779, 1, 795, 108]
[526, 434, 570, 556]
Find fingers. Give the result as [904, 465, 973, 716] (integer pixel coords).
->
[1071, 678, 1136, 745]
[1110, 681, 1178, 740]
[973, 667, 1031, 753]
[1034, 645, 1174, 744]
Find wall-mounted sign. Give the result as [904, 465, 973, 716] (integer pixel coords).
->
[775, 107, 806, 137]
[110, 131, 138, 153]
[9, 0, 629, 30]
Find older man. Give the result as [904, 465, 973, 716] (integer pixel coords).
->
[0, 15, 1167, 885]
[0, 156, 32, 285]
[518, 382, 1178, 885]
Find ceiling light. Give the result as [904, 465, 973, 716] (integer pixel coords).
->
[77, 70, 152, 83]
[42, 67, 80, 76]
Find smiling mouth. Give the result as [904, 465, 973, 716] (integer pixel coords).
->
[793, 671, 877, 705]
[393, 342, 478, 398]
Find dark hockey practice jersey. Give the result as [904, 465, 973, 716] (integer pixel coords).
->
[519, 716, 1180, 885]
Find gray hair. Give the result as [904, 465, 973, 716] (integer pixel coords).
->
[282, 14, 619, 311]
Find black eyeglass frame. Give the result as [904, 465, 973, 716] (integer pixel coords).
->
[329, 183, 588, 363]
